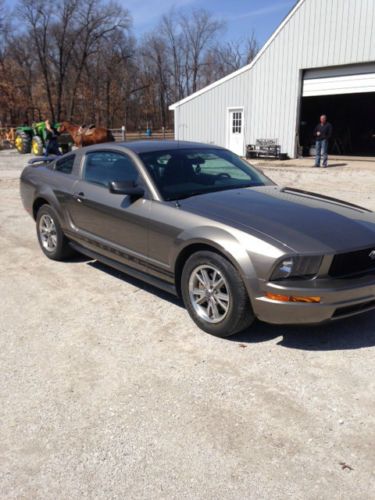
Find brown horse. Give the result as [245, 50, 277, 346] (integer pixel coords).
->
[59, 121, 115, 147]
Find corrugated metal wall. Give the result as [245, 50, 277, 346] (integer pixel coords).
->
[173, 0, 375, 157]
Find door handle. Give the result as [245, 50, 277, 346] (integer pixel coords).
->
[73, 192, 85, 202]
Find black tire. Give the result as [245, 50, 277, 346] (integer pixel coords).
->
[31, 135, 44, 155]
[15, 130, 31, 154]
[181, 251, 254, 337]
[36, 204, 74, 260]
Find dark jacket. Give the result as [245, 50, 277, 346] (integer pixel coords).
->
[45, 127, 60, 141]
[314, 122, 332, 141]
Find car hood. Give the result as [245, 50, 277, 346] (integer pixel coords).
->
[179, 186, 375, 254]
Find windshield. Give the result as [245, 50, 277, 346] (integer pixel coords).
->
[139, 148, 273, 201]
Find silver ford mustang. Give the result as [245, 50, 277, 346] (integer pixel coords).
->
[20, 141, 375, 337]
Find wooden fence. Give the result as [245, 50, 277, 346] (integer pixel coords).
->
[109, 128, 174, 142]
[0, 126, 175, 149]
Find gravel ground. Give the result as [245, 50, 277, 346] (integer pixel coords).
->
[1, 150, 375, 499]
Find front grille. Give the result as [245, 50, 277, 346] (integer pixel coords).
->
[329, 247, 375, 278]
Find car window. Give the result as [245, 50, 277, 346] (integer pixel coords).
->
[139, 148, 272, 201]
[186, 153, 250, 180]
[83, 151, 139, 188]
[55, 154, 75, 174]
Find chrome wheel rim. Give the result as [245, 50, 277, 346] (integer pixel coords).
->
[39, 214, 57, 252]
[189, 265, 231, 324]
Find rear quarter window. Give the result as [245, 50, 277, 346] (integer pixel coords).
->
[55, 155, 75, 174]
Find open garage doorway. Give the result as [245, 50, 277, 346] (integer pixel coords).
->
[299, 92, 375, 157]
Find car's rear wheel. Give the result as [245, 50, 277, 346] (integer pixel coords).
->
[36, 204, 74, 260]
[181, 251, 254, 337]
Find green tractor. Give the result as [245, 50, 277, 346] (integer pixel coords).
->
[14, 108, 72, 155]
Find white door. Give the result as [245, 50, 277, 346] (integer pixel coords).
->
[228, 108, 244, 156]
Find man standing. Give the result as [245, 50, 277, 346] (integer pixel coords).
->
[44, 119, 61, 156]
[313, 115, 332, 167]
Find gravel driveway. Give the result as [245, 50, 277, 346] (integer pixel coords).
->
[1, 150, 375, 499]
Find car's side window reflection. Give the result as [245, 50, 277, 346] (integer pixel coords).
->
[55, 154, 75, 174]
[84, 151, 139, 187]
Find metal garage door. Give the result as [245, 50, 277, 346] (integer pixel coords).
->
[303, 63, 375, 97]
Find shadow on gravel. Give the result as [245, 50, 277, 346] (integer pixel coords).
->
[86, 259, 375, 351]
[326, 163, 347, 168]
[88, 260, 183, 307]
[231, 311, 375, 351]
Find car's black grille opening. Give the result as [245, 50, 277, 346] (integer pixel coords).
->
[333, 300, 375, 318]
[329, 247, 375, 278]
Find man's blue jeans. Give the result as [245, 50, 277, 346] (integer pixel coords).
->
[315, 139, 328, 167]
[45, 139, 61, 156]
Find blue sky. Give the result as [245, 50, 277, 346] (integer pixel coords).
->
[4, 0, 297, 48]
[127, 0, 296, 46]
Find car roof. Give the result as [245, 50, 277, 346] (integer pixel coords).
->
[116, 140, 225, 154]
[69, 140, 227, 159]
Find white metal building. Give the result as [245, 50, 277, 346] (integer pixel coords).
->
[170, 0, 375, 158]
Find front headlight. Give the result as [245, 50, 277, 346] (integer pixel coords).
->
[270, 256, 323, 281]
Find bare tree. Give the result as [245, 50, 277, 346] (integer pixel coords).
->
[204, 32, 259, 83]
[96, 31, 138, 127]
[19, 0, 56, 119]
[0, 0, 6, 38]
[50, 0, 79, 120]
[1, 2, 258, 129]
[18, 0, 131, 121]
[207, 40, 245, 79]
[0, 0, 9, 119]
[140, 33, 170, 128]
[244, 31, 259, 65]
[10, 35, 35, 107]
[180, 9, 224, 93]
[67, 0, 131, 120]
[160, 10, 184, 102]
[0, 0, 9, 46]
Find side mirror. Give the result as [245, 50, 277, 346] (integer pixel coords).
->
[109, 180, 144, 198]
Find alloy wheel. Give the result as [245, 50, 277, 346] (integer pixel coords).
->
[188, 264, 231, 323]
[39, 214, 58, 252]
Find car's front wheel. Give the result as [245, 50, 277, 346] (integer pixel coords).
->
[36, 204, 74, 260]
[181, 251, 254, 337]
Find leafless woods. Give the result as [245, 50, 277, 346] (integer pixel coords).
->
[0, 0, 258, 129]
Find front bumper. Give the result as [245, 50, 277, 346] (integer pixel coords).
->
[252, 274, 375, 324]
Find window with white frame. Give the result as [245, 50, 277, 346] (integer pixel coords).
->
[232, 111, 242, 134]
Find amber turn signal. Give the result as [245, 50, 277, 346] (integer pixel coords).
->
[265, 293, 321, 303]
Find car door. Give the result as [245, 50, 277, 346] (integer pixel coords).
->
[66, 150, 150, 265]
[47, 153, 78, 205]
